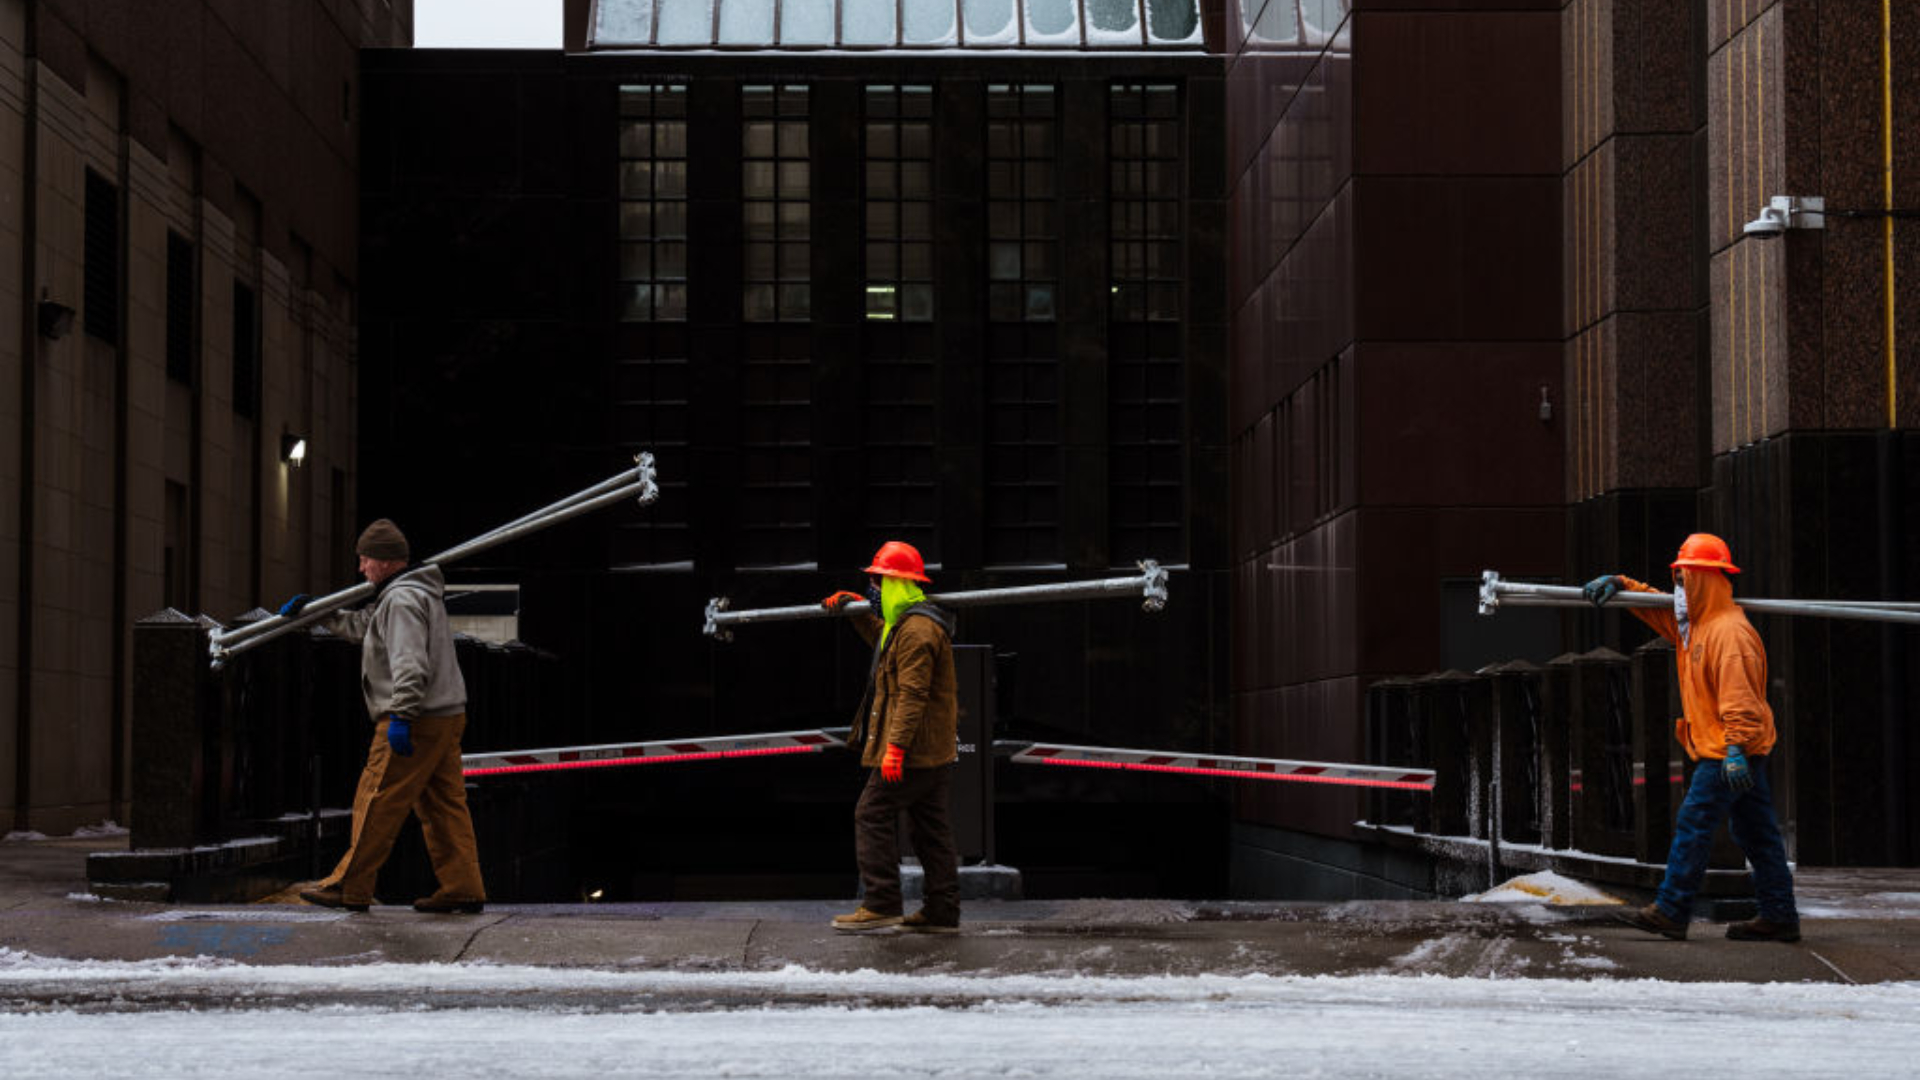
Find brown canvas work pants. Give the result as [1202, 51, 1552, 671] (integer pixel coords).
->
[319, 714, 486, 906]
[853, 765, 959, 921]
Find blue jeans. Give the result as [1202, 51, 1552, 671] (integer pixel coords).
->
[1655, 753, 1799, 924]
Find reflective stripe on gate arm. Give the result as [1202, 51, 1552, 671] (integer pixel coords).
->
[462, 730, 845, 777]
[1007, 742, 1435, 792]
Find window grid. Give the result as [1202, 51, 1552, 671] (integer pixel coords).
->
[986, 84, 1058, 323]
[1108, 84, 1184, 561]
[1109, 324, 1185, 562]
[84, 169, 119, 341]
[863, 324, 938, 559]
[231, 281, 259, 419]
[984, 325, 1062, 566]
[743, 84, 811, 322]
[863, 84, 934, 322]
[611, 328, 694, 567]
[618, 84, 689, 322]
[1109, 83, 1181, 322]
[739, 329, 815, 566]
[166, 231, 196, 385]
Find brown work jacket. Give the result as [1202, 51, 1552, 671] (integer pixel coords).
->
[849, 604, 959, 769]
[1622, 571, 1777, 760]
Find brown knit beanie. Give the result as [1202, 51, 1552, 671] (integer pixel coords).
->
[356, 519, 409, 562]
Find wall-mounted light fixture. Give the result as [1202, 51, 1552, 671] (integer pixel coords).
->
[280, 432, 308, 468]
[36, 293, 75, 340]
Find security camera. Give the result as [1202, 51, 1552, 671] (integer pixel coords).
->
[1742, 211, 1787, 240]
[1744, 195, 1824, 239]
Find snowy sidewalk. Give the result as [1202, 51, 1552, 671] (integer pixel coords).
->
[4, 837, 1918, 986]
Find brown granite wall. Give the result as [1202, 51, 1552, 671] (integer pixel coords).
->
[1564, 0, 1704, 499]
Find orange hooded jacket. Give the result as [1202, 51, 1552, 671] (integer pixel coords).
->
[1620, 570, 1776, 761]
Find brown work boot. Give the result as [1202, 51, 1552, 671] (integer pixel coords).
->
[900, 910, 960, 935]
[298, 885, 370, 913]
[830, 906, 903, 933]
[412, 896, 486, 915]
[1725, 917, 1801, 943]
[1617, 902, 1688, 940]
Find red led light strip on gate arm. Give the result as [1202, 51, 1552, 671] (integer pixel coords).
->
[465, 744, 822, 778]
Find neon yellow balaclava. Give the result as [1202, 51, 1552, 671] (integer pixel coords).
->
[878, 574, 927, 648]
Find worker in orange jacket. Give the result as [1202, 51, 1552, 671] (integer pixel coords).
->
[1584, 533, 1800, 942]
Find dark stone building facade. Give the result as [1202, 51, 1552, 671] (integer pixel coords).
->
[355, 0, 1918, 899]
[359, 17, 1235, 895]
[4, 0, 411, 835]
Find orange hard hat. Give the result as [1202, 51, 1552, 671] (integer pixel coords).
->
[1671, 532, 1740, 574]
[864, 540, 931, 583]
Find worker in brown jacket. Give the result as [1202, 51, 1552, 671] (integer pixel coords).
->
[1584, 532, 1800, 942]
[821, 540, 961, 933]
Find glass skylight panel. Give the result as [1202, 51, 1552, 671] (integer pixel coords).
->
[1145, 0, 1200, 43]
[781, 0, 836, 44]
[961, 0, 1017, 44]
[595, 0, 654, 44]
[903, 0, 959, 45]
[1085, 0, 1140, 45]
[1025, 0, 1078, 44]
[1300, 0, 1346, 45]
[719, 0, 776, 44]
[1250, 0, 1300, 46]
[588, 0, 1209, 49]
[842, 0, 898, 45]
[655, 0, 715, 45]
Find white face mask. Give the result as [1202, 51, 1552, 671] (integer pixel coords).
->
[1673, 581, 1689, 644]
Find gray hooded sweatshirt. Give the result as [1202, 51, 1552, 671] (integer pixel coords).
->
[324, 564, 467, 721]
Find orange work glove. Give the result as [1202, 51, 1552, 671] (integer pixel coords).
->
[881, 744, 906, 783]
[822, 590, 864, 611]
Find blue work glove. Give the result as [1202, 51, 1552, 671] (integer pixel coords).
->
[278, 593, 311, 618]
[1723, 745, 1753, 793]
[1582, 575, 1622, 607]
[386, 716, 414, 757]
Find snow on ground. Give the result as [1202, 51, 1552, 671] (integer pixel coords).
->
[3, 820, 126, 843]
[1465, 870, 1624, 906]
[1799, 893, 1920, 919]
[1, 952, 1917, 1078]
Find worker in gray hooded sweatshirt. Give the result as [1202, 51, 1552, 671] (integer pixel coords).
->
[291, 519, 487, 914]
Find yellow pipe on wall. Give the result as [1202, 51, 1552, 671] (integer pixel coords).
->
[1885, 0, 1898, 427]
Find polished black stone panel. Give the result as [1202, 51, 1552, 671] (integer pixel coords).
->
[130, 613, 210, 850]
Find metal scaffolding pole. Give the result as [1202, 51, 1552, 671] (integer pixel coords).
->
[703, 560, 1171, 641]
[210, 454, 660, 665]
[1478, 570, 1920, 625]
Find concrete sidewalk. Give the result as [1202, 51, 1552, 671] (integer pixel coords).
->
[4, 837, 1916, 985]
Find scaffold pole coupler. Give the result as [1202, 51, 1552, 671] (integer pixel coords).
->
[702, 559, 1171, 642]
[209, 453, 661, 666]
